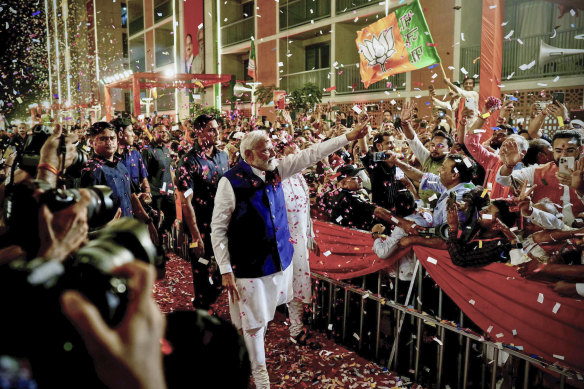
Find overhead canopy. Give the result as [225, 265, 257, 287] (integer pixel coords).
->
[104, 72, 232, 120]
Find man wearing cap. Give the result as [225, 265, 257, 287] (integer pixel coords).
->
[319, 164, 377, 231]
[211, 121, 369, 389]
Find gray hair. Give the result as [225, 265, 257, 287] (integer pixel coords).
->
[506, 134, 529, 154]
[240, 130, 268, 158]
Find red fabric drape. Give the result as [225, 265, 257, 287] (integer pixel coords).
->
[412, 246, 584, 372]
[478, 0, 505, 142]
[308, 220, 584, 372]
[309, 220, 408, 280]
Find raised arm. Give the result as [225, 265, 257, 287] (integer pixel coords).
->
[278, 116, 370, 178]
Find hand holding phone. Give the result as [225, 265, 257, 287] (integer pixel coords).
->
[559, 156, 575, 175]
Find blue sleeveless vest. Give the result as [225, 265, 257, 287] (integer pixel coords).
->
[224, 159, 294, 278]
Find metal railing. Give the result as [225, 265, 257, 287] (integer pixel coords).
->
[336, 63, 407, 94]
[280, 68, 332, 93]
[279, 0, 331, 30]
[336, 0, 378, 14]
[460, 29, 584, 81]
[221, 17, 254, 47]
[308, 258, 581, 389]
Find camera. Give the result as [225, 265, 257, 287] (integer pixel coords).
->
[20, 124, 88, 177]
[419, 223, 451, 240]
[3, 218, 161, 388]
[3, 180, 119, 257]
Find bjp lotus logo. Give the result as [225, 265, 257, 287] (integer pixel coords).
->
[358, 27, 396, 73]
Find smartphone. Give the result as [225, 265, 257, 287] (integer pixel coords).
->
[465, 97, 476, 111]
[340, 119, 347, 127]
[321, 114, 326, 120]
[372, 151, 387, 162]
[553, 92, 565, 106]
[559, 156, 575, 175]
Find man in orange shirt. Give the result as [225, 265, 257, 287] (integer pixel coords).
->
[496, 129, 584, 227]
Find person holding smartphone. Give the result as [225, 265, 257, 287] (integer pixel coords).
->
[497, 129, 584, 227]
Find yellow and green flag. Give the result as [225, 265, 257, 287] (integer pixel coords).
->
[356, 0, 440, 88]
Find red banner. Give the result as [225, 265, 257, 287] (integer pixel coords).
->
[478, 0, 504, 141]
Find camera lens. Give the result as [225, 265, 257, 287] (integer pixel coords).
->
[86, 185, 117, 228]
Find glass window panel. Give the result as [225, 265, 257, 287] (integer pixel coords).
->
[154, 0, 172, 23]
[155, 23, 175, 68]
[128, 0, 143, 35]
[130, 35, 146, 72]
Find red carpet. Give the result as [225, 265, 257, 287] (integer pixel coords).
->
[154, 254, 419, 388]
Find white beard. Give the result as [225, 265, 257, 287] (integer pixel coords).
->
[257, 158, 279, 172]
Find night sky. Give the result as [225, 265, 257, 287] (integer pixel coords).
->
[0, 1, 49, 122]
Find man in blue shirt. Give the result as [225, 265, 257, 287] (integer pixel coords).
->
[81, 122, 134, 217]
[389, 153, 476, 226]
[112, 117, 150, 196]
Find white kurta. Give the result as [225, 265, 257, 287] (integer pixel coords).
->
[211, 135, 350, 331]
[282, 173, 312, 303]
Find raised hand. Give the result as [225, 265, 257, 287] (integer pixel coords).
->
[346, 114, 371, 141]
[515, 181, 537, 216]
[401, 101, 416, 123]
[499, 138, 523, 168]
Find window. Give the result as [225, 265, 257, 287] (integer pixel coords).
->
[305, 43, 329, 70]
[243, 2, 253, 18]
[121, 3, 127, 28]
[128, 0, 143, 35]
[122, 33, 128, 58]
[130, 35, 146, 72]
[154, 0, 172, 23]
[155, 23, 174, 67]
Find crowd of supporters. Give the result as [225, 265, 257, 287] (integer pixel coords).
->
[1, 78, 584, 388]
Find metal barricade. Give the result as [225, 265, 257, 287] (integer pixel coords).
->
[309, 256, 581, 389]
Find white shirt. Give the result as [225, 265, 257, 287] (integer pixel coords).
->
[406, 134, 430, 167]
[373, 212, 432, 281]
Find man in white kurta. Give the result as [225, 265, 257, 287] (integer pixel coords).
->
[211, 123, 369, 388]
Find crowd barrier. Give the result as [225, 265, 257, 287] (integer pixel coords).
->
[167, 219, 584, 388]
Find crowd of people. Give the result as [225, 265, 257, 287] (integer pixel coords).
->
[1, 77, 584, 388]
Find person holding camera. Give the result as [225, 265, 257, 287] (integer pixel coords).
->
[1, 119, 169, 389]
[81, 122, 133, 217]
[386, 152, 476, 227]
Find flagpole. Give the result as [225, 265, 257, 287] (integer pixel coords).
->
[439, 63, 448, 80]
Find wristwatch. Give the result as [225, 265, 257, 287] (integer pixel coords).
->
[510, 242, 523, 249]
